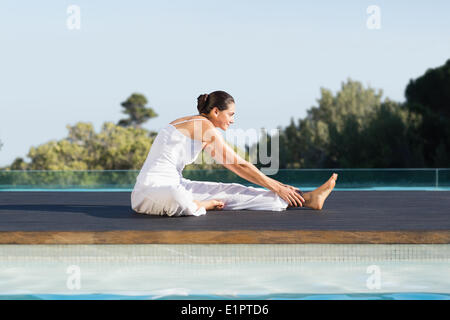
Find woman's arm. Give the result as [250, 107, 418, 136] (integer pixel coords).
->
[202, 125, 304, 206]
[223, 161, 304, 207]
[223, 161, 281, 193]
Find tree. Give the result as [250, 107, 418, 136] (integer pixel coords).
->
[9, 157, 28, 170]
[279, 118, 303, 168]
[405, 59, 450, 166]
[297, 79, 384, 168]
[264, 79, 424, 168]
[9, 122, 154, 170]
[7, 121, 246, 171]
[328, 100, 423, 168]
[362, 101, 424, 167]
[117, 93, 158, 128]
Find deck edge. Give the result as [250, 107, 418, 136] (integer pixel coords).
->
[0, 230, 449, 244]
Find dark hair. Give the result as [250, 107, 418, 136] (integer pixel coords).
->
[197, 90, 235, 115]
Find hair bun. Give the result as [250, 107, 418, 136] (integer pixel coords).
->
[196, 90, 234, 115]
[197, 93, 209, 113]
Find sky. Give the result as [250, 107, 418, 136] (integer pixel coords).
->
[0, 0, 449, 167]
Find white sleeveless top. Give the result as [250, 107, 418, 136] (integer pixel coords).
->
[134, 118, 208, 188]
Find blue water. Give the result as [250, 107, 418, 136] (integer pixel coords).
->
[1, 293, 449, 300]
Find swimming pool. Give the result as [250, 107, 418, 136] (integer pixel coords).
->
[1, 244, 449, 300]
[1, 169, 448, 300]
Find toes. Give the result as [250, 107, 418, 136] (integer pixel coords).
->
[214, 201, 225, 209]
[216, 204, 224, 210]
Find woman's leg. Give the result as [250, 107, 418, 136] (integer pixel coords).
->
[193, 199, 225, 211]
[301, 173, 338, 210]
[131, 184, 207, 216]
[180, 178, 288, 211]
[181, 173, 338, 211]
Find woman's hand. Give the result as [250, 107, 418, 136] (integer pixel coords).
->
[273, 181, 305, 207]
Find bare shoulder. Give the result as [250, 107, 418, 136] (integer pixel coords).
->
[169, 115, 210, 125]
[169, 115, 216, 144]
[200, 121, 222, 144]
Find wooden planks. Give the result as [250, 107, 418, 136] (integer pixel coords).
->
[0, 230, 449, 244]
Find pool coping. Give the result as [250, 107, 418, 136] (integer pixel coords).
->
[1, 230, 449, 244]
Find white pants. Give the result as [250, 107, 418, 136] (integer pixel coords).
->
[131, 177, 288, 217]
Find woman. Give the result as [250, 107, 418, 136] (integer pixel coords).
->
[131, 90, 337, 216]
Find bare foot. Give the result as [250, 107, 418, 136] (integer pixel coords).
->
[194, 199, 225, 211]
[303, 173, 338, 210]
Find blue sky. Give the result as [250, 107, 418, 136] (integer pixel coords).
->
[1, 0, 449, 166]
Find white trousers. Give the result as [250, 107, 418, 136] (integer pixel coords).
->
[131, 177, 289, 217]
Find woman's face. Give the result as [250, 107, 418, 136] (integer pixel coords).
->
[211, 103, 235, 131]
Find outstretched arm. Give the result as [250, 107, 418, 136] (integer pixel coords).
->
[202, 126, 304, 206]
[223, 161, 280, 192]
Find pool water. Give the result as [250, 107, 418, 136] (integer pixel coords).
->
[1, 293, 449, 300]
[0, 244, 448, 300]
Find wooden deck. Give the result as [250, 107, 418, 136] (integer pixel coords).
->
[0, 191, 449, 244]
